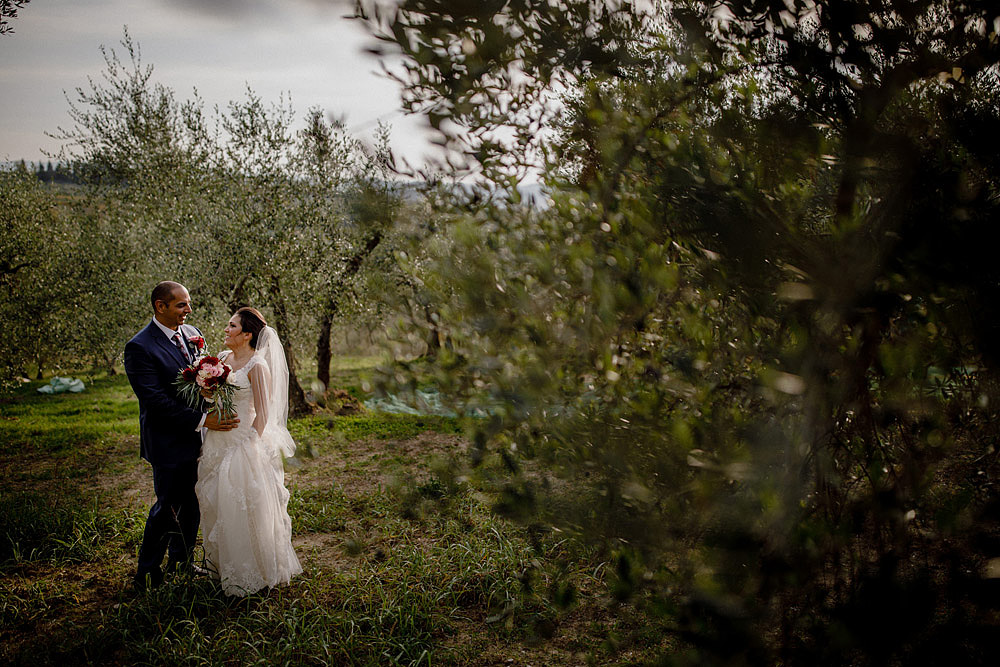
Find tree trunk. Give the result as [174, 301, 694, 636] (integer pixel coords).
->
[316, 305, 335, 391]
[314, 230, 383, 388]
[227, 276, 250, 314]
[423, 303, 441, 359]
[268, 274, 313, 417]
[103, 352, 117, 376]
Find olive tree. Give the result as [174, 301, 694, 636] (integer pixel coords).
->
[0, 167, 74, 383]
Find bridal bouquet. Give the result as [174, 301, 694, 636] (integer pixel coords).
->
[174, 356, 236, 418]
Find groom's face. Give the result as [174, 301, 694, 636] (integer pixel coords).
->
[155, 287, 193, 330]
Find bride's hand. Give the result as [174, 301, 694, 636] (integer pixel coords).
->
[204, 411, 239, 431]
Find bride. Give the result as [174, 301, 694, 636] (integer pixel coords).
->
[196, 306, 302, 596]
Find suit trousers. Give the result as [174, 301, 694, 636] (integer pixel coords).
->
[136, 460, 200, 579]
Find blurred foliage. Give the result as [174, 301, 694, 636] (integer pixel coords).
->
[364, 0, 1000, 663]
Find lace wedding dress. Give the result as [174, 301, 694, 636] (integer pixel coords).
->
[196, 328, 302, 596]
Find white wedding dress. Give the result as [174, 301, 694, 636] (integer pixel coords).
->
[196, 328, 302, 596]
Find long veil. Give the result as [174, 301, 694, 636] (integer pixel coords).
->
[255, 326, 296, 458]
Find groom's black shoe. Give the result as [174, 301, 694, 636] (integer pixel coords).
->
[133, 568, 163, 592]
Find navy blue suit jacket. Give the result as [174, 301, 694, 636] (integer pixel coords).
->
[124, 321, 205, 466]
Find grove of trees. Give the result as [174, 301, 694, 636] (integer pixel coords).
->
[1, 32, 432, 411]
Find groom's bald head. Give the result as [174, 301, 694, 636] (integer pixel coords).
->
[151, 281, 192, 330]
[151, 281, 185, 311]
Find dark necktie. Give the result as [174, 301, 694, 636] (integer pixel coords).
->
[172, 332, 189, 362]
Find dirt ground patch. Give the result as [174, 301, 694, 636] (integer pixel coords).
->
[291, 432, 469, 496]
[293, 532, 362, 573]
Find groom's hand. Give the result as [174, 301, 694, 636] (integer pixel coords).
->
[204, 412, 239, 431]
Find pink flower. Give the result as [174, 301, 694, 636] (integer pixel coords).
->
[198, 356, 220, 368]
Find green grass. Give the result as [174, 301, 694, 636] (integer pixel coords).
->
[0, 491, 143, 564]
[0, 375, 138, 455]
[54, 574, 443, 665]
[289, 483, 352, 533]
[1, 372, 461, 458]
[0, 359, 659, 666]
[290, 413, 463, 453]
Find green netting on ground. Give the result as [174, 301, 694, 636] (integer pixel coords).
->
[363, 389, 458, 416]
[37, 377, 86, 394]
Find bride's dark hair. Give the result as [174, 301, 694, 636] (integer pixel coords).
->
[235, 307, 267, 349]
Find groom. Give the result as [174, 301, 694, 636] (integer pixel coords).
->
[124, 281, 238, 590]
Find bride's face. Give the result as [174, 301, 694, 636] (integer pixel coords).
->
[223, 315, 251, 351]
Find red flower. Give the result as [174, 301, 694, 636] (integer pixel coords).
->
[198, 356, 220, 369]
[190, 336, 205, 349]
[182, 367, 197, 382]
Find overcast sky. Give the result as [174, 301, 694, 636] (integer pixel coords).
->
[0, 0, 439, 168]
